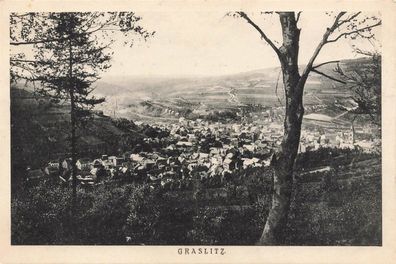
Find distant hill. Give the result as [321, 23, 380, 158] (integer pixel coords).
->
[94, 57, 371, 120]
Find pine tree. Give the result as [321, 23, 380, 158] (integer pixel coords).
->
[10, 12, 154, 202]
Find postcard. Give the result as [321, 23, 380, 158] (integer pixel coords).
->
[1, 0, 395, 263]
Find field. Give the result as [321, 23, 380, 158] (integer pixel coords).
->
[94, 58, 365, 121]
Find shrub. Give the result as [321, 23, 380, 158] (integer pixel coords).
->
[75, 184, 140, 244]
[11, 181, 161, 245]
[12, 179, 200, 245]
[11, 180, 73, 244]
[124, 188, 194, 245]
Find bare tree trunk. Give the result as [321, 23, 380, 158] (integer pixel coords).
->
[259, 105, 304, 244]
[259, 12, 305, 245]
[239, 10, 381, 245]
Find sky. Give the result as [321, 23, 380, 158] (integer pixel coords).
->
[103, 11, 381, 77]
[11, 11, 380, 78]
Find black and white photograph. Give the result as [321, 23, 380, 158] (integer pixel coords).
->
[8, 8, 384, 246]
[2, 1, 396, 262]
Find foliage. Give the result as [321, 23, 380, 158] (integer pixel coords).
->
[295, 147, 377, 170]
[287, 163, 381, 245]
[12, 182, 147, 244]
[140, 124, 170, 139]
[12, 151, 381, 246]
[12, 181, 192, 245]
[10, 12, 154, 198]
[204, 110, 240, 123]
[334, 51, 381, 125]
[11, 167, 273, 245]
[190, 169, 273, 245]
[10, 12, 154, 81]
[12, 179, 74, 244]
[112, 118, 138, 131]
[191, 206, 262, 245]
[10, 12, 153, 120]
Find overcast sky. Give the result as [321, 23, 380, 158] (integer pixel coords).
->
[12, 11, 381, 78]
[103, 11, 380, 78]
[12, 11, 380, 78]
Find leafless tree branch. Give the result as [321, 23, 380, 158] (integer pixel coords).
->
[312, 60, 341, 69]
[298, 12, 346, 85]
[311, 68, 346, 84]
[274, 69, 284, 106]
[337, 12, 361, 27]
[236, 12, 282, 58]
[10, 38, 69, 46]
[327, 21, 381, 43]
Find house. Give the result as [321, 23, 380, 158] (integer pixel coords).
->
[242, 157, 261, 169]
[109, 156, 125, 167]
[102, 159, 113, 169]
[130, 154, 144, 162]
[48, 160, 60, 168]
[262, 158, 271, 167]
[44, 160, 60, 176]
[340, 142, 354, 149]
[223, 158, 236, 171]
[142, 158, 156, 169]
[355, 140, 374, 152]
[155, 156, 167, 165]
[92, 159, 104, 168]
[62, 158, 72, 171]
[210, 156, 222, 166]
[166, 144, 176, 150]
[187, 134, 197, 142]
[300, 166, 332, 176]
[243, 144, 256, 152]
[198, 152, 209, 160]
[27, 168, 45, 182]
[209, 147, 219, 155]
[176, 141, 193, 147]
[298, 143, 307, 153]
[76, 158, 92, 171]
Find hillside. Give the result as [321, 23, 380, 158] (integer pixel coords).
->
[94, 57, 369, 121]
[11, 149, 381, 245]
[11, 86, 144, 170]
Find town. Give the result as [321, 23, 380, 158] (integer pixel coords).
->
[9, 10, 384, 249]
[31, 106, 380, 191]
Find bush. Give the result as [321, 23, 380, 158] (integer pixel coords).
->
[12, 157, 380, 246]
[12, 180, 195, 245]
[75, 184, 140, 244]
[14, 166, 355, 245]
[12, 180, 73, 244]
[11, 181, 162, 245]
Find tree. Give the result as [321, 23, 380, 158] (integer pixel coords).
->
[334, 50, 381, 128]
[232, 12, 380, 244]
[10, 12, 154, 202]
